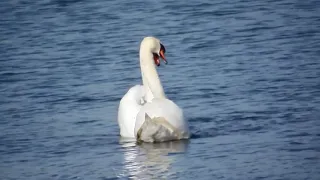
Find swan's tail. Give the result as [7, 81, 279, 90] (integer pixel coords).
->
[136, 114, 187, 143]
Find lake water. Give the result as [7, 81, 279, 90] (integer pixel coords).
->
[1, 0, 320, 179]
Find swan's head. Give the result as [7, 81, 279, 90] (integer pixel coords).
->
[141, 36, 167, 66]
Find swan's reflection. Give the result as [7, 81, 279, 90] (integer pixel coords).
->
[118, 138, 189, 179]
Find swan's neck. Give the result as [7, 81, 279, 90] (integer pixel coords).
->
[140, 47, 166, 101]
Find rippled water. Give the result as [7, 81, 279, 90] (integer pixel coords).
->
[1, 0, 320, 179]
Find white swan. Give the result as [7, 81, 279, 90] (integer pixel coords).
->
[117, 37, 190, 142]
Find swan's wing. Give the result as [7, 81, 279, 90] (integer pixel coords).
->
[137, 114, 187, 142]
[118, 85, 145, 138]
[134, 98, 190, 140]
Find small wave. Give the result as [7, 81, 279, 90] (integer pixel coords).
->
[284, 132, 311, 138]
[188, 117, 213, 123]
[190, 128, 220, 139]
[76, 97, 98, 102]
[74, 119, 99, 125]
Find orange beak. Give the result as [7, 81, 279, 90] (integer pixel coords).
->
[159, 43, 167, 64]
[159, 49, 167, 64]
[153, 43, 167, 66]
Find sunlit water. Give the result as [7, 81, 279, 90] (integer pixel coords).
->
[1, 0, 320, 179]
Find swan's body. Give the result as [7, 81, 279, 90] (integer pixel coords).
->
[118, 37, 189, 142]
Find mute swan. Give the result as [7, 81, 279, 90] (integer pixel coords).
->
[117, 37, 190, 142]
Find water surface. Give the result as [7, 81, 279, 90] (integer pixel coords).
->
[1, 0, 320, 179]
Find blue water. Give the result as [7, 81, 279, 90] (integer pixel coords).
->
[1, 0, 320, 179]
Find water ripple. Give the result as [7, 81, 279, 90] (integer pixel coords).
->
[1, 0, 320, 179]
